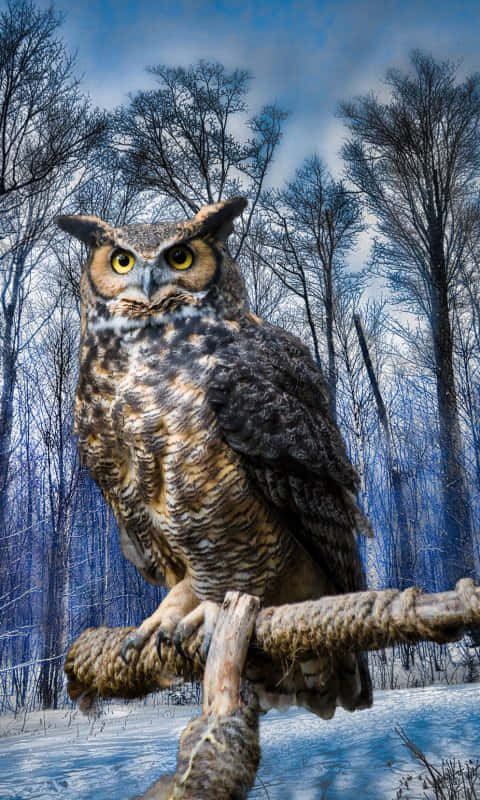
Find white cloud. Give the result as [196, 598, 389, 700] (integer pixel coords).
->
[39, 0, 480, 185]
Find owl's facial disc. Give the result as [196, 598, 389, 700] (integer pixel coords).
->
[60, 197, 249, 332]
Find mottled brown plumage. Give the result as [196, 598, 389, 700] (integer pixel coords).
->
[57, 197, 372, 718]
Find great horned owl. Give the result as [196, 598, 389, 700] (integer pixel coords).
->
[56, 197, 372, 718]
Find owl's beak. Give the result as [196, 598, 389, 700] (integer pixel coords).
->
[142, 268, 154, 299]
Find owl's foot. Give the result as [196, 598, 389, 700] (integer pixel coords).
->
[171, 600, 220, 664]
[121, 630, 150, 663]
[121, 579, 198, 664]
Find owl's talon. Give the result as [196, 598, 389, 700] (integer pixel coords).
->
[200, 631, 212, 663]
[173, 599, 220, 666]
[173, 629, 194, 665]
[156, 628, 171, 660]
[121, 631, 145, 664]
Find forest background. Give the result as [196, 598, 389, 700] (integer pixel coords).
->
[2, 0, 480, 712]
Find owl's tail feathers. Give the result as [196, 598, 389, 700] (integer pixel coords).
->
[356, 651, 374, 709]
[247, 650, 372, 720]
[336, 651, 373, 711]
[297, 651, 372, 718]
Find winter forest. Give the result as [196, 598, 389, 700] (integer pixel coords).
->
[2, 0, 480, 716]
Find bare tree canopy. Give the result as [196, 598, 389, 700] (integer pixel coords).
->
[115, 60, 288, 257]
[339, 51, 480, 308]
[339, 51, 480, 587]
[0, 0, 106, 520]
[260, 155, 364, 419]
[0, 1, 106, 219]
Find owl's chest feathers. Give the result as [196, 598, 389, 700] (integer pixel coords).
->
[76, 317, 224, 507]
[75, 317, 294, 598]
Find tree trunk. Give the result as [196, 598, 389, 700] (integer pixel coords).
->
[390, 467, 414, 589]
[0, 307, 17, 531]
[37, 508, 68, 709]
[430, 271, 474, 586]
[0, 249, 28, 535]
[324, 257, 337, 422]
[353, 314, 414, 588]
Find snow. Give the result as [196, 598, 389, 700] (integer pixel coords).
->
[0, 684, 479, 799]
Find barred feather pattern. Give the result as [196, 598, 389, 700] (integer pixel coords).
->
[75, 314, 297, 602]
[208, 321, 369, 595]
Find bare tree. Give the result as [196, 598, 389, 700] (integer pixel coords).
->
[30, 295, 79, 708]
[456, 250, 480, 492]
[353, 311, 413, 589]
[240, 219, 292, 325]
[0, 0, 105, 531]
[0, 1, 107, 708]
[261, 156, 364, 419]
[452, 305, 480, 493]
[0, 2, 105, 218]
[116, 60, 287, 258]
[0, 185, 70, 510]
[339, 51, 480, 586]
[334, 291, 384, 498]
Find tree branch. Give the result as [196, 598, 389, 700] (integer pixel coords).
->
[64, 579, 480, 705]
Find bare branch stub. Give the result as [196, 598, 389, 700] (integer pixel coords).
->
[134, 591, 262, 800]
[203, 591, 260, 716]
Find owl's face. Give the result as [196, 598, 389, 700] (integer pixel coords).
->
[56, 197, 248, 334]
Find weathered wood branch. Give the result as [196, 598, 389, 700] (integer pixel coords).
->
[64, 579, 480, 705]
[203, 592, 260, 716]
[134, 592, 261, 800]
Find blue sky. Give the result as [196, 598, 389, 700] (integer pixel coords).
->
[42, 0, 480, 186]
[36, 0, 479, 271]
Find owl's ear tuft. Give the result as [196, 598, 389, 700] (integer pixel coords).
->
[193, 197, 247, 242]
[55, 214, 114, 247]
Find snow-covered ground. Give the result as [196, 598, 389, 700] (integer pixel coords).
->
[0, 683, 479, 799]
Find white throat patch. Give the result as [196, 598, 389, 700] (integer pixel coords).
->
[89, 301, 215, 333]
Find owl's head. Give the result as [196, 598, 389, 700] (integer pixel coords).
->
[56, 197, 248, 334]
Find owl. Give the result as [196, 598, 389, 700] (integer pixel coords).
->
[56, 197, 372, 718]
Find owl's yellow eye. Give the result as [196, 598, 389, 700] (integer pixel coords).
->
[111, 250, 136, 274]
[165, 245, 194, 270]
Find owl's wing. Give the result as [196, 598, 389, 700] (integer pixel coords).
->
[208, 320, 370, 595]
